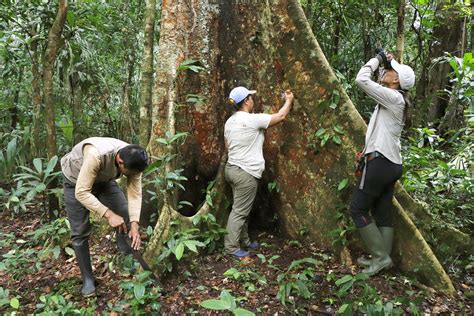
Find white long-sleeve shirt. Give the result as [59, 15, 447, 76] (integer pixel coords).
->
[355, 58, 406, 165]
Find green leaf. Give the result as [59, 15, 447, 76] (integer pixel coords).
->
[337, 179, 348, 191]
[338, 303, 350, 314]
[220, 290, 235, 309]
[10, 297, 19, 309]
[175, 243, 185, 260]
[65, 247, 75, 256]
[315, 128, 326, 137]
[233, 308, 256, 316]
[36, 183, 46, 192]
[45, 156, 58, 175]
[206, 194, 214, 207]
[33, 158, 43, 174]
[134, 283, 145, 300]
[200, 299, 229, 310]
[335, 275, 353, 286]
[183, 240, 199, 253]
[333, 125, 344, 134]
[332, 135, 342, 145]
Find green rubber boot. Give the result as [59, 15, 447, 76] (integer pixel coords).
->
[358, 223, 393, 276]
[357, 226, 394, 267]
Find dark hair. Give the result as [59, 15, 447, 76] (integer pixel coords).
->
[118, 144, 149, 172]
[399, 90, 413, 129]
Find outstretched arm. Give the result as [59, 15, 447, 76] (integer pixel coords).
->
[268, 90, 294, 127]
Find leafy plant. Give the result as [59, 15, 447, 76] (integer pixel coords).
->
[35, 293, 92, 315]
[154, 222, 206, 273]
[178, 59, 205, 73]
[2, 180, 32, 215]
[116, 271, 162, 314]
[27, 217, 73, 260]
[0, 248, 39, 280]
[191, 213, 227, 253]
[11, 156, 62, 213]
[256, 253, 280, 269]
[0, 138, 20, 182]
[224, 267, 267, 293]
[276, 257, 322, 305]
[308, 124, 345, 151]
[267, 181, 280, 193]
[200, 289, 255, 316]
[144, 132, 189, 201]
[334, 273, 418, 315]
[0, 287, 20, 310]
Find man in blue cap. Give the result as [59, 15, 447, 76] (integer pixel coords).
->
[224, 86, 294, 257]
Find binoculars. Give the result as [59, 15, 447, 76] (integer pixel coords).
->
[375, 48, 392, 70]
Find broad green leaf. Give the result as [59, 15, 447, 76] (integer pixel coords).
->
[338, 303, 350, 314]
[335, 274, 353, 286]
[333, 125, 344, 134]
[175, 243, 185, 260]
[315, 128, 326, 137]
[36, 183, 46, 192]
[332, 135, 342, 145]
[65, 247, 75, 256]
[45, 156, 58, 175]
[134, 283, 145, 300]
[233, 308, 256, 316]
[33, 158, 43, 174]
[10, 297, 19, 309]
[183, 240, 198, 253]
[200, 299, 229, 310]
[338, 179, 348, 191]
[219, 290, 235, 309]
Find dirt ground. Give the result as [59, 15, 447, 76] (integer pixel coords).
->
[0, 209, 472, 315]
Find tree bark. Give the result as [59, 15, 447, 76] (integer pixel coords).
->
[43, 0, 67, 217]
[139, 0, 157, 146]
[423, 1, 464, 125]
[31, 37, 43, 159]
[395, 0, 406, 62]
[9, 67, 23, 130]
[144, 0, 456, 295]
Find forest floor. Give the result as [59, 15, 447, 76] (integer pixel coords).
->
[0, 209, 472, 315]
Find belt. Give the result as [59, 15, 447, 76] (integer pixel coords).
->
[366, 151, 385, 161]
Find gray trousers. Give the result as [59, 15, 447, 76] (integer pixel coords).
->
[224, 164, 259, 253]
[63, 176, 129, 247]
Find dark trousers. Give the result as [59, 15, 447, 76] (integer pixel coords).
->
[350, 156, 403, 228]
[63, 177, 129, 246]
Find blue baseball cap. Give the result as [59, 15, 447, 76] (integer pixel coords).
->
[229, 86, 256, 105]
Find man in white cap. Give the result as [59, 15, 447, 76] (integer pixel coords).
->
[350, 50, 415, 276]
[224, 86, 294, 257]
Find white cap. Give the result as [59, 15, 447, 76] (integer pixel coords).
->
[390, 60, 415, 90]
[229, 86, 257, 105]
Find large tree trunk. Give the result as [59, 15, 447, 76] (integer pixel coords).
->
[43, 0, 67, 218]
[31, 38, 43, 159]
[144, 0, 456, 295]
[395, 0, 406, 62]
[422, 1, 464, 126]
[139, 0, 157, 146]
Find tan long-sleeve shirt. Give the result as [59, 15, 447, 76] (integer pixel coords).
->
[61, 137, 142, 223]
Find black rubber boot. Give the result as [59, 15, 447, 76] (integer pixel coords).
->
[73, 243, 96, 297]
